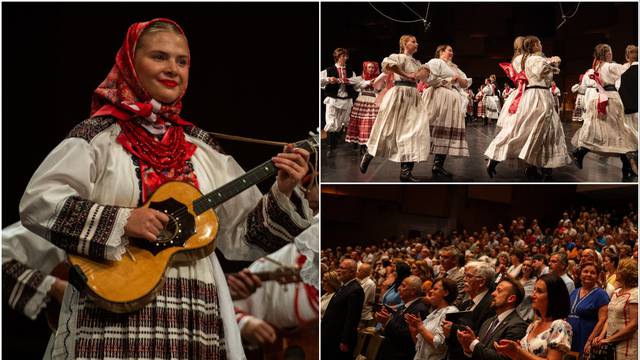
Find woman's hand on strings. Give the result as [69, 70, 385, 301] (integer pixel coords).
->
[273, 145, 310, 198]
[125, 207, 169, 241]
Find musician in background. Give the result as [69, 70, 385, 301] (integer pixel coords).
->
[2, 222, 67, 322]
[233, 215, 319, 359]
[18, 18, 314, 359]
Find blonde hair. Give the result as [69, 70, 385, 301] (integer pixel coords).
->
[626, 45, 638, 62]
[323, 271, 342, 292]
[521, 35, 541, 73]
[137, 21, 185, 52]
[513, 36, 525, 60]
[399, 35, 416, 53]
[592, 43, 612, 71]
[616, 258, 638, 287]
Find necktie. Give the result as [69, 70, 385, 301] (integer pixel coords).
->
[396, 303, 406, 316]
[460, 299, 474, 311]
[480, 317, 500, 343]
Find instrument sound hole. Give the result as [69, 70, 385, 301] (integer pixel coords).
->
[156, 216, 179, 244]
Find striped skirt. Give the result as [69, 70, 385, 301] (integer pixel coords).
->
[346, 93, 379, 144]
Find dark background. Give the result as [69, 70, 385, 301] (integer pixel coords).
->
[322, 185, 638, 249]
[2, 3, 318, 358]
[321, 2, 637, 118]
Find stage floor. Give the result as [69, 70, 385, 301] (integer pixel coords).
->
[321, 121, 637, 183]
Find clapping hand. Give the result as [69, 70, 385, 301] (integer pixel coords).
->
[404, 313, 422, 329]
[456, 326, 476, 353]
[494, 339, 522, 358]
[375, 307, 391, 324]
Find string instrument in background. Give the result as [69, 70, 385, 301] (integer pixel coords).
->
[66, 135, 318, 314]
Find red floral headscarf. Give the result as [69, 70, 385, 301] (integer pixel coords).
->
[91, 18, 199, 203]
[91, 18, 191, 125]
[362, 61, 380, 81]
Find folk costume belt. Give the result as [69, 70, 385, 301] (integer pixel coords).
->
[525, 85, 551, 90]
[603, 85, 617, 91]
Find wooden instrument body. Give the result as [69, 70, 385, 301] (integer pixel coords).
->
[68, 181, 218, 313]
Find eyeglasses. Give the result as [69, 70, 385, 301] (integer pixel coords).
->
[464, 273, 483, 280]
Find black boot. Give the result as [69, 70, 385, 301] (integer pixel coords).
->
[571, 147, 590, 169]
[483, 117, 488, 126]
[628, 152, 638, 177]
[620, 154, 636, 180]
[486, 159, 500, 179]
[360, 145, 367, 157]
[524, 165, 542, 180]
[541, 168, 553, 181]
[432, 154, 453, 178]
[400, 162, 420, 182]
[360, 153, 374, 174]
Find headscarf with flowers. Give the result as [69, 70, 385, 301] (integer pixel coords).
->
[91, 18, 199, 203]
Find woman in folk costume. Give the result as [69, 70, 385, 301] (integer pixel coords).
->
[551, 81, 562, 114]
[572, 44, 638, 180]
[571, 74, 587, 122]
[484, 35, 572, 180]
[346, 61, 383, 156]
[422, 44, 472, 178]
[19, 19, 314, 360]
[496, 36, 526, 129]
[360, 35, 431, 182]
[475, 84, 486, 122]
[483, 74, 501, 124]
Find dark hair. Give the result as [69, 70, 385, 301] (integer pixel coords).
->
[532, 254, 547, 264]
[393, 261, 412, 288]
[333, 47, 349, 62]
[512, 249, 525, 263]
[437, 278, 459, 305]
[536, 274, 570, 320]
[382, 259, 391, 268]
[605, 253, 619, 269]
[500, 276, 525, 307]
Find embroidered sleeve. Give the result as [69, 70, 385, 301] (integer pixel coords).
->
[19, 137, 132, 261]
[2, 260, 56, 320]
[547, 320, 572, 354]
[244, 183, 313, 254]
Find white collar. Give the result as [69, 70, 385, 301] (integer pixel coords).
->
[472, 289, 489, 306]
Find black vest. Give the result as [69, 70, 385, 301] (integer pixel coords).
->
[324, 65, 357, 100]
[619, 64, 637, 114]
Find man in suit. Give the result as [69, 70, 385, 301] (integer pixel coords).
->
[444, 261, 496, 360]
[439, 246, 466, 308]
[321, 258, 364, 359]
[376, 275, 429, 360]
[456, 276, 528, 360]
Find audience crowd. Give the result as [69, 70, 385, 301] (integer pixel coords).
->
[321, 204, 638, 360]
